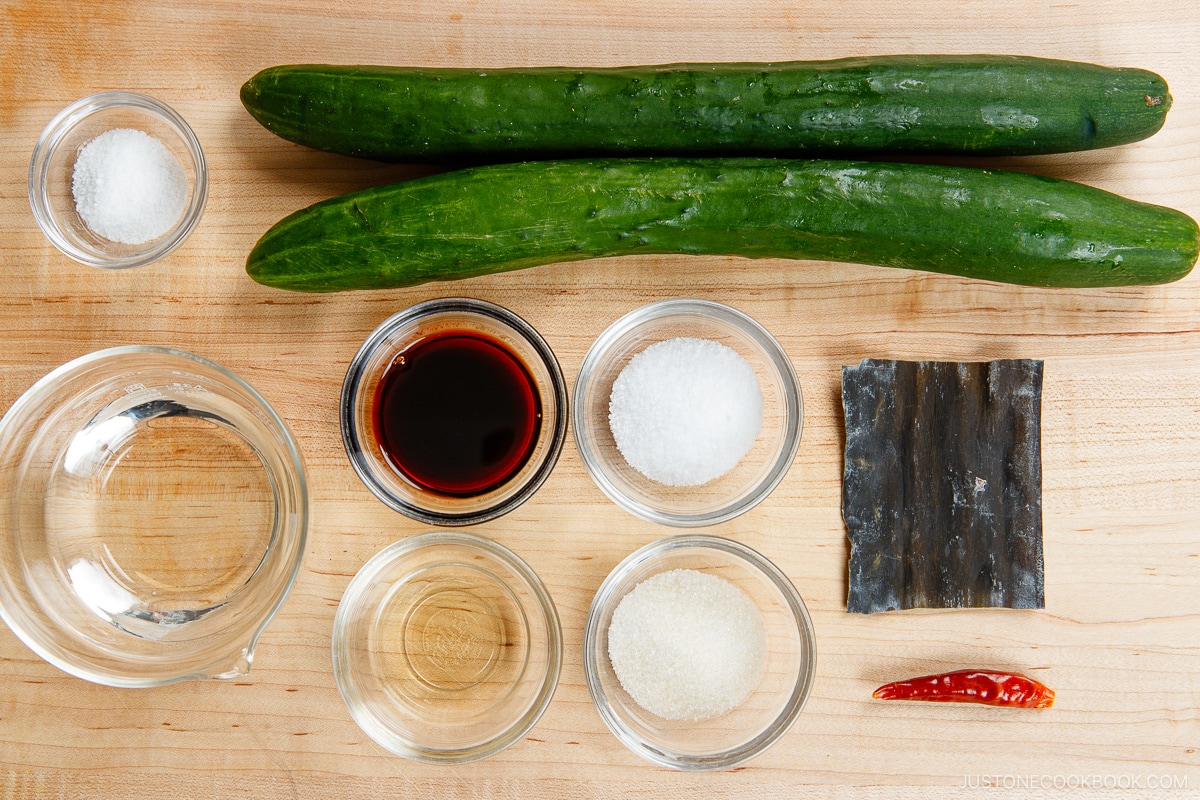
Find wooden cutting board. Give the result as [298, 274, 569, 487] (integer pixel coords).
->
[1, 1, 1198, 797]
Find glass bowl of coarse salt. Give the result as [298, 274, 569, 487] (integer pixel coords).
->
[573, 299, 802, 527]
[29, 91, 207, 269]
[583, 535, 816, 771]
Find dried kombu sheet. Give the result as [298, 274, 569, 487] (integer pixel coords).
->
[842, 359, 1044, 614]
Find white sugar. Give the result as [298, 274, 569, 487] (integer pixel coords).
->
[71, 127, 187, 245]
[608, 337, 763, 486]
[607, 568, 766, 721]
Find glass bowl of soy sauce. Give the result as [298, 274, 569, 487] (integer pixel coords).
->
[341, 298, 568, 526]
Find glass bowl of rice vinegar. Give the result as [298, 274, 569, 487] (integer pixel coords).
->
[333, 532, 562, 764]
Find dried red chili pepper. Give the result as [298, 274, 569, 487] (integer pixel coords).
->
[873, 669, 1054, 709]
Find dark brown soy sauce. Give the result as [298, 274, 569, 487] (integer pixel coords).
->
[373, 330, 541, 497]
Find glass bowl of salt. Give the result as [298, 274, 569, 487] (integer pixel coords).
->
[29, 91, 207, 269]
[583, 534, 816, 771]
[573, 299, 802, 527]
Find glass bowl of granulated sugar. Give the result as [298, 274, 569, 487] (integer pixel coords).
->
[573, 299, 802, 527]
[29, 92, 207, 269]
[583, 535, 816, 771]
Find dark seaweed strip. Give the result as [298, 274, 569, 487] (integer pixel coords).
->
[1000, 361, 1044, 608]
[909, 360, 940, 608]
[843, 359, 1044, 613]
[842, 360, 902, 613]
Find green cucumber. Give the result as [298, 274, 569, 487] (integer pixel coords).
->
[240, 57, 1171, 161]
[245, 158, 1199, 292]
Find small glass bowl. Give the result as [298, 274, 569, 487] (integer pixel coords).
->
[342, 298, 568, 526]
[28, 91, 207, 269]
[583, 535, 815, 771]
[573, 299, 802, 527]
[0, 346, 307, 687]
[333, 532, 562, 764]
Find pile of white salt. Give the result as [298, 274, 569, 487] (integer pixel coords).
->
[608, 337, 763, 486]
[71, 127, 187, 245]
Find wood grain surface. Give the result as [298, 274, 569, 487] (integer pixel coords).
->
[2, 1, 1198, 797]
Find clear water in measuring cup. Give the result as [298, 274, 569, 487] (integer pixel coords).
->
[41, 387, 276, 641]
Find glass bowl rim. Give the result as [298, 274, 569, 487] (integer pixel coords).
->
[572, 298, 802, 527]
[27, 90, 208, 270]
[340, 297, 569, 527]
[582, 533, 816, 771]
[0, 344, 309, 687]
[331, 530, 563, 764]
